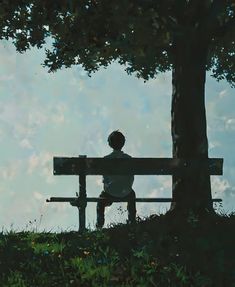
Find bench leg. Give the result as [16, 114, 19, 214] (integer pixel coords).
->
[78, 206, 86, 232]
[96, 201, 105, 228]
[78, 168, 87, 232]
[127, 197, 136, 223]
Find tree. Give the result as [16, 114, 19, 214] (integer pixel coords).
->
[1, 0, 234, 215]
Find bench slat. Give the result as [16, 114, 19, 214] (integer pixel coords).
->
[53, 157, 223, 176]
[47, 197, 222, 203]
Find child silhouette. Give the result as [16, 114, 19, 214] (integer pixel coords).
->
[96, 130, 136, 228]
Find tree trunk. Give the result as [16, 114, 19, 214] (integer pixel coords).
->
[169, 33, 214, 215]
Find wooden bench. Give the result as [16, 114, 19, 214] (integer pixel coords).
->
[46, 155, 223, 232]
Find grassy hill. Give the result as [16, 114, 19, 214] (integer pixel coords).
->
[0, 211, 235, 287]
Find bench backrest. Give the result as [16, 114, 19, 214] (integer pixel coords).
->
[53, 157, 223, 176]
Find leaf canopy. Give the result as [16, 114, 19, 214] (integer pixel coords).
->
[0, 0, 235, 84]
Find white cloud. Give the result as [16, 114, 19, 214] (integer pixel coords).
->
[51, 103, 67, 124]
[0, 74, 14, 82]
[50, 203, 68, 212]
[33, 191, 44, 200]
[28, 154, 40, 174]
[69, 77, 84, 91]
[0, 128, 4, 141]
[209, 141, 221, 150]
[27, 152, 55, 183]
[14, 123, 34, 139]
[0, 102, 23, 125]
[42, 166, 55, 184]
[28, 110, 48, 127]
[40, 152, 52, 166]
[225, 118, 235, 131]
[0, 161, 21, 180]
[0, 187, 3, 195]
[24, 205, 34, 214]
[211, 177, 230, 197]
[219, 89, 227, 98]
[52, 113, 65, 124]
[158, 176, 172, 189]
[148, 188, 160, 198]
[19, 138, 33, 149]
[96, 178, 103, 187]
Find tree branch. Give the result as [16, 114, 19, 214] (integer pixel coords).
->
[201, 0, 228, 37]
[213, 15, 235, 39]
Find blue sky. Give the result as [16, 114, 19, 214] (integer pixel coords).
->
[0, 39, 234, 232]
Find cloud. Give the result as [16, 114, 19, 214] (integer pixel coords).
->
[13, 123, 34, 139]
[40, 152, 52, 166]
[19, 138, 33, 149]
[28, 110, 48, 128]
[27, 152, 54, 183]
[42, 166, 55, 184]
[0, 128, 4, 141]
[33, 191, 44, 200]
[0, 102, 24, 126]
[28, 154, 40, 174]
[96, 178, 103, 187]
[225, 118, 235, 131]
[209, 140, 221, 150]
[51, 103, 67, 124]
[0, 161, 21, 180]
[219, 89, 227, 98]
[211, 177, 230, 197]
[0, 74, 14, 82]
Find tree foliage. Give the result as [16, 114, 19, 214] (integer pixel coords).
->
[0, 0, 235, 84]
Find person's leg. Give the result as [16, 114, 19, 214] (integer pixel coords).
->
[127, 189, 136, 224]
[96, 191, 112, 228]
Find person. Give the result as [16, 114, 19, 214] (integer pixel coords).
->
[96, 130, 136, 228]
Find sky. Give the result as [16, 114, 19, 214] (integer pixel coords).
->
[0, 39, 234, 232]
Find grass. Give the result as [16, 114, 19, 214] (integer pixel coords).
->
[0, 210, 235, 287]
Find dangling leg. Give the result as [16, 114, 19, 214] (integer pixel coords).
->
[127, 189, 136, 224]
[96, 191, 112, 228]
[96, 201, 105, 229]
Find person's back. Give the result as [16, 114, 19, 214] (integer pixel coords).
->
[96, 130, 136, 228]
[103, 149, 134, 198]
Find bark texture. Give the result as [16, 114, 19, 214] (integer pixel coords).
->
[169, 32, 214, 215]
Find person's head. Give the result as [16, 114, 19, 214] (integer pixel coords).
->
[108, 130, 125, 151]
